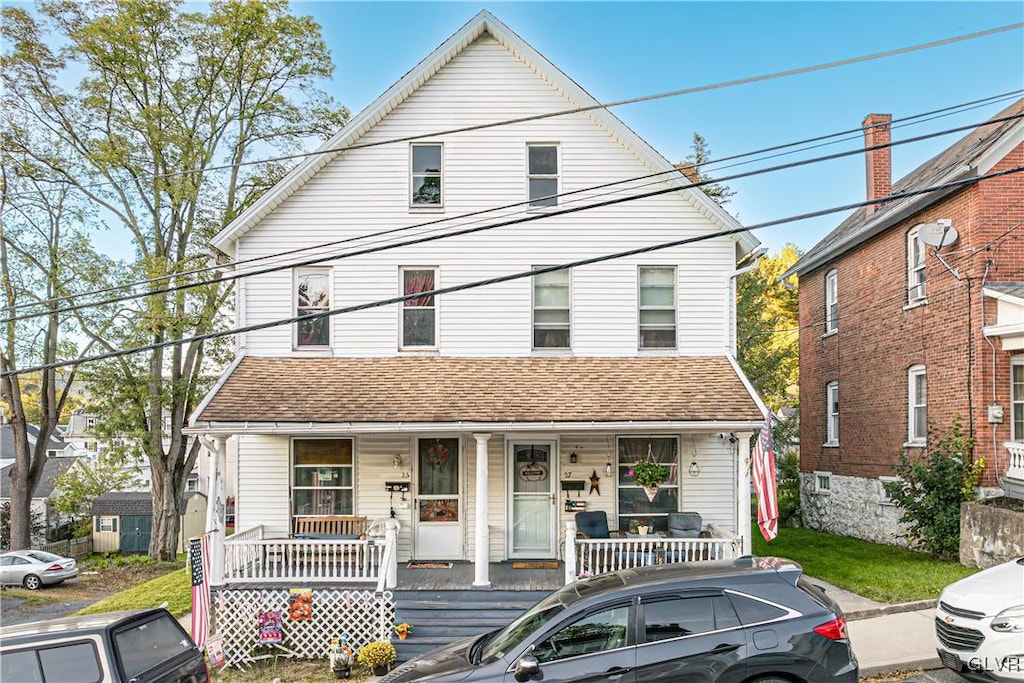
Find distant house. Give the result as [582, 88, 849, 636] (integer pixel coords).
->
[91, 491, 207, 554]
[783, 100, 1024, 544]
[0, 423, 74, 470]
[0, 453, 83, 543]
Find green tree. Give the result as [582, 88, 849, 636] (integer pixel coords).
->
[52, 457, 144, 518]
[680, 132, 736, 207]
[2, 0, 348, 558]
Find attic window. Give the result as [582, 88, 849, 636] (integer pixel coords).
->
[528, 144, 559, 207]
[411, 143, 443, 206]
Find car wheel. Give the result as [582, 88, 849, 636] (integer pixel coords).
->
[23, 574, 43, 590]
[750, 678, 791, 683]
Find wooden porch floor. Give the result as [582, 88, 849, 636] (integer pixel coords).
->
[396, 561, 564, 591]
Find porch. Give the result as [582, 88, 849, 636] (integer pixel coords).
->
[1001, 442, 1024, 499]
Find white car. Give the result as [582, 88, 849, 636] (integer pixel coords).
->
[935, 556, 1024, 681]
[0, 550, 79, 589]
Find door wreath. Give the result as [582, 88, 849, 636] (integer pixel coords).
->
[425, 439, 450, 468]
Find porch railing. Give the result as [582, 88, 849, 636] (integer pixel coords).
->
[1004, 442, 1024, 481]
[563, 521, 741, 584]
[223, 535, 383, 583]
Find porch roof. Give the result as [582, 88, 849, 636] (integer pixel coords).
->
[190, 356, 762, 427]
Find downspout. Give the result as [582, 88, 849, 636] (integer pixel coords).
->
[727, 247, 768, 355]
[980, 260, 1002, 488]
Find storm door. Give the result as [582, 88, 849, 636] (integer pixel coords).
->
[508, 442, 557, 558]
[414, 437, 463, 559]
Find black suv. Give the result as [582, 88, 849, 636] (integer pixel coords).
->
[0, 608, 209, 683]
[383, 556, 858, 683]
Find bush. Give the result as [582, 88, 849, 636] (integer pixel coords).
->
[357, 641, 396, 670]
[86, 553, 159, 570]
[776, 451, 801, 525]
[885, 415, 983, 559]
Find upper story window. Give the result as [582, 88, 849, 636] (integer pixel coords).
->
[907, 227, 927, 304]
[908, 364, 927, 444]
[528, 144, 559, 207]
[411, 143, 442, 207]
[826, 381, 839, 445]
[532, 268, 570, 349]
[1013, 358, 1024, 441]
[639, 266, 676, 349]
[85, 416, 97, 432]
[402, 267, 437, 349]
[824, 269, 838, 334]
[295, 267, 330, 348]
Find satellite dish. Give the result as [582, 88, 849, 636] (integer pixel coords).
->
[918, 220, 959, 248]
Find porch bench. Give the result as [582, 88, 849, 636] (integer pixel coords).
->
[291, 515, 368, 539]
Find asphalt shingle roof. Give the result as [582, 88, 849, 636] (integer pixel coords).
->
[91, 491, 200, 516]
[0, 424, 67, 460]
[193, 356, 763, 424]
[985, 282, 1024, 300]
[0, 456, 81, 500]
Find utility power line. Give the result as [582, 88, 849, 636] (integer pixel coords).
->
[5, 164, 1021, 379]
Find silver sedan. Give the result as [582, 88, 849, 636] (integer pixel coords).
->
[0, 550, 79, 590]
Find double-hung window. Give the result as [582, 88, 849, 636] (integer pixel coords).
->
[907, 365, 927, 444]
[1013, 358, 1024, 441]
[411, 143, 443, 207]
[826, 381, 839, 445]
[528, 144, 559, 207]
[532, 268, 570, 348]
[292, 438, 354, 517]
[402, 267, 437, 348]
[639, 266, 676, 349]
[295, 267, 330, 347]
[617, 436, 679, 534]
[907, 227, 927, 304]
[824, 269, 838, 334]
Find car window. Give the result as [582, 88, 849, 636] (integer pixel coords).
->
[533, 605, 630, 663]
[713, 595, 741, 630]
[0, 641, 102, 683]
[479, 593, 566, 664]
[114, 613, 194, 679]
[728, 592, 789, 625]
[25, 551, 62, 563]
[12, 556, 31, 565]
[0, 555, 13, 566]
[1, 649, 44, 682]
[642, 596, 716, 642]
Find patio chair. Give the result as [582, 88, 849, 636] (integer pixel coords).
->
[667, 512, 702, 538]
[574, 511, 625, 539]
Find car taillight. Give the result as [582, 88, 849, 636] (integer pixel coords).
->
[45, 563, 64, 572]
[813, 615, 848, 640]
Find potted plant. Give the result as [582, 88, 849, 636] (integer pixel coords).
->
[394, 622, 413, 640]
[631, 461, 670, 502]
[357, 641, 396, 676]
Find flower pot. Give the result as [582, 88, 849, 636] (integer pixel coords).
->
[372, 664, 390, 676]
[397, 632, 408, 640]
[637, 526, 650, 536]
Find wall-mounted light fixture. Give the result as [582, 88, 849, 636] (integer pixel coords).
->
[688, 436, 700, 477]
[393, 454, 403, 469]
[569, 451, 578, 464]
[604, 461, 613, 477]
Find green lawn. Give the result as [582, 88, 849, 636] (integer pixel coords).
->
[74, 565, 192, 618]
[752, 525, 978, 603]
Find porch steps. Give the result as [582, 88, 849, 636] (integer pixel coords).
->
[392, 589, 550, 662]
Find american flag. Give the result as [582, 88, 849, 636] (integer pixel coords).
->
[752, 413, 779, 542]
[189, 534, 211, 648]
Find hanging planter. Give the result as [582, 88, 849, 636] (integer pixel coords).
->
[632, 461, 670, 502]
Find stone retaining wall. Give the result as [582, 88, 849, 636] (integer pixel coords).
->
[799, 473, 909, 545]
[960, 501, 1024, 568]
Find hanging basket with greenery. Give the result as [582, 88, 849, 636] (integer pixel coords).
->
[632, 461, 670, 502]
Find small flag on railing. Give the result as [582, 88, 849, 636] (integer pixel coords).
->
[752, 413, 779, 542]
[189, 534, 211, 648]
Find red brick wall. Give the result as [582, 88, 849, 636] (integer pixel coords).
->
[799, 140, 1024, 487]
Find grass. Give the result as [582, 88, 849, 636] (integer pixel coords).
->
[752, 524, 978, 603]
[0, 587, 62, 607]
[213, 657, 377, 682]
[73, 564, 192, 618]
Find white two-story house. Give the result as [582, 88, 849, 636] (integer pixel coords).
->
[189, 11, 765, 592]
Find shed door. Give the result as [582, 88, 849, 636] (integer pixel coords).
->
[120, 515, 152, 553]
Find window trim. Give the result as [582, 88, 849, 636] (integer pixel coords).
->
[824, 269, 838, 335]
[616, 435, 679, 532]
[907, 226, 927, 305]
[293, 266, 332, 349]
[290, 437, 356, 518]
[400, 266, 439, 350]
[1012, 356, 1024, 442]
[825, 381, 839, 445]
[410, 142, 444, 209]
[813, 471, 833, 495]
[527, 143, 560, 209]
[532, 266, 571, 350]
[907, 364, 927, 445]
[638, 266, 678, 350]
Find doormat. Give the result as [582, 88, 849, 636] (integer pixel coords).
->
[407, 561, 453, 569]
[512, 561, 559, 570]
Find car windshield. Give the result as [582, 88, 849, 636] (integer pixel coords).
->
[24, 551, 62, 563]
[479, 593, 567, 664]
[114, 613, 194, 679]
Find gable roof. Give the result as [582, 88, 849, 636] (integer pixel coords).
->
[210, 10, 757, 257]
[189, 356, 764, 429]
[785, 98, 1024, 278]
[91, 491, 202, 516]
[0, 424, 67, 460]
[0, 456, 82, 500]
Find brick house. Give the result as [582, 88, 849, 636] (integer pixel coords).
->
[783, 99, 1024, 544]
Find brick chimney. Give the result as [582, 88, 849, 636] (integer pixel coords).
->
[862, 113, 892, 214]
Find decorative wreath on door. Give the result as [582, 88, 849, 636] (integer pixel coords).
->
[425, 439, 450, 468]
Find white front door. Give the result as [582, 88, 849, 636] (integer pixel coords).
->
[414, 437, 463, 559]
[508, 441, 557, 558]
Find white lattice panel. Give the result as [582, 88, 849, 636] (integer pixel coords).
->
[212, 587, 395, 666]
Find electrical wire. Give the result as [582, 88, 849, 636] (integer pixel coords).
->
[5, 163, 1021, 378]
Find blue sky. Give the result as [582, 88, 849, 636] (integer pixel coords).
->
[294, 1, 1023, 255]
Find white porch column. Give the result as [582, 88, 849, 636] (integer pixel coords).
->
[472, 433, 492, 587]
[564, 521, 577, 585]
[736, 431, 753, 556]
[385, 519, 398, 589]
[201, 435, 228, 586]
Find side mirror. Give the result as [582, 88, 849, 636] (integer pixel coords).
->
[514, 654, 541, 682]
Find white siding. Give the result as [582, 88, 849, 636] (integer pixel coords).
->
[235, 435, 290, 538]
[236, 37, 734, 359]
[354, 435, 415, 561]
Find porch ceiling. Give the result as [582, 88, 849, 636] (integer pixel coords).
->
[192, 356, 762, 426]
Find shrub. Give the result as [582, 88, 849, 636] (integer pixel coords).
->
[357, 641, 396, 670]
[775, 451, 801, 525]
[885, 415, 983, 559]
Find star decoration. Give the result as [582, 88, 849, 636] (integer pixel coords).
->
[589, 469, 600, 495]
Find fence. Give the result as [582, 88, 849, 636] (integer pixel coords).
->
[34, 536, 92, 559]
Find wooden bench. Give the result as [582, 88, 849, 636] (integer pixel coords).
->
[292, 515, 368, 539]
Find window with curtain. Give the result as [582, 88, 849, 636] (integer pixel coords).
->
[411, 143, 442, 206]
[617, 436, 679, 533]
[908, 365, 926, 444]
[527, 144, 559, 207]
[402, 268, 437, 348]
[295, 267, 330, 347]
[292, 439, 353, 516]
[825, 269, 838, 334]
[907, 227, 927, 304]
[639, 266, 676, 349]
[533, 267, 570, 348]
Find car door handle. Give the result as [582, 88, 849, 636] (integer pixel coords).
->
[709, 643, 741, 655]
[605, 666, 632, 680]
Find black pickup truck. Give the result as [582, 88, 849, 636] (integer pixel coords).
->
[0, 608, 209, 683]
